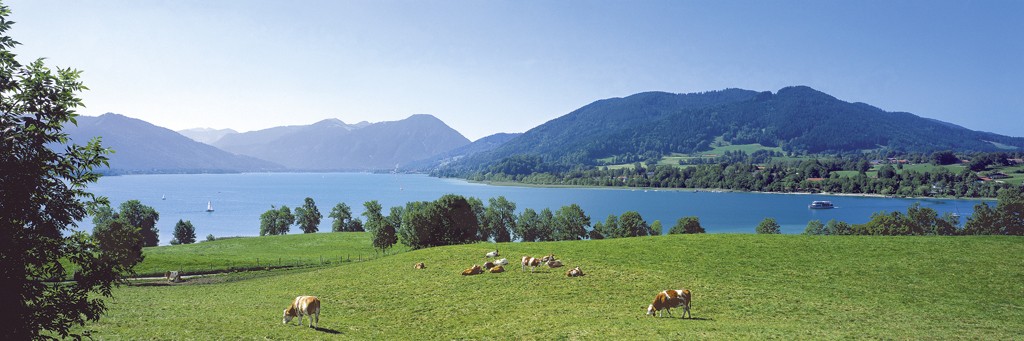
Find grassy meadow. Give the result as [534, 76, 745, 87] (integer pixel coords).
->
[133, 232, 401, 277]
[75, 234, 1022, 339]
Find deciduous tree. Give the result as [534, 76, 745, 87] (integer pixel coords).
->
[0, 3, 141, 336]
[294, 197, 322, 234]
[172, 219, 197, 244]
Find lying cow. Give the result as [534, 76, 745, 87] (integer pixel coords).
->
[283, 295, 320, 328]
[566, 266, 585, 277]
[547, 259, 564, 268]
[483, 261, 496, 270]
[462, 265, 484, 276]
[645, 289, 691, 318]
[489, 265, 505, 273]
[414, 262, 426, 269]
[494, 258, 509, 266]
[485, 249, 499, 258]
[521, 254, 553, 272]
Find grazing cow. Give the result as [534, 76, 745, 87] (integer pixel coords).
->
[521, 254, 554, 272]
[283, 296, 320, 328]
[462, 265, 484, 276]
[485, 249, 499, 258]
[547, 259, 564, 268]
[645, 289, 692, 318]
[483, 261, 496, 270]
[414, 262, 426, 269]
[494, 258, 509, 266]
[489, 265, 505, 273]
[566, 266, 585, 277]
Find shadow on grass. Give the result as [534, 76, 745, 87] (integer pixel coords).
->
[314, 327, 341, 334]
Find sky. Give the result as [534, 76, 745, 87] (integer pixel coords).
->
[6, 0, 1023, 141]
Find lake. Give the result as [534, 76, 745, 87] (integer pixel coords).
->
[85, 173, 984, 245]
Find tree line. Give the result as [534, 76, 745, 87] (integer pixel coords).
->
[454, 151, 1021, 199]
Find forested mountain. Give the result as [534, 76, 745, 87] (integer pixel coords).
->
[177, 127, 239, 144]
[213, 114, 470, 170]
[402, 133, 522, 171]
[440, 86, 1024, 174]
[58, 113, 284, 173]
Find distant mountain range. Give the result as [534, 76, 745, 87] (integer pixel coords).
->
[401, 132, 522, 171]
[59, 113, 283, 173]
[177, 127, 239, 144]
[57, 86, 1023, 175]
[440, 86, 1024, 174]
[211, 114, 470, 170]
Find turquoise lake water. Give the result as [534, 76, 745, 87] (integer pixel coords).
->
[86, 173, 983, 245]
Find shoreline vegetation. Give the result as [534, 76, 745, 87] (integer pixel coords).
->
[470, 179, 997, 201]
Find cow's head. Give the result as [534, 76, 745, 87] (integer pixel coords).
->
[283, 307, 296, 324]
[645, 304, 656, 316]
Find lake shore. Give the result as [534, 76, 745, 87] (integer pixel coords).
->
[470, 179, 995, 201]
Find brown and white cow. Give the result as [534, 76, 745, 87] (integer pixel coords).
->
[414, 262, 426, 269]
[283, 295, 320, 328]
[489, 265, 505, 273]
[462, 265, 484, 276]
[521, 254, 554, 272]
[645, 289, 691, 318]
[483, 261, 496, 270]
[566, 266, 585, 277]
[547, 259, 564, 268]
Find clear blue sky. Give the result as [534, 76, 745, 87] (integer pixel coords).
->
[7, 0, 1023, 140]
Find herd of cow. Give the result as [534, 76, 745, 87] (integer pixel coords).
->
[281, 248, 692, 328]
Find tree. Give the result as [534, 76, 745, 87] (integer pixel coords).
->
[515, 208, 542, 242]
[650, 220, 663, 236]
[619, 211, 651, 237]
[554, 204, 590, 240]
[259, 205, 294, 236]
[964, 202, 999, 235]
[467, 197, 488, 241]
[824, 219, 852, 235]
[537, 208, 556, 241]
[595, 214, 619, 238]
[0, 3, 140, 336]
[670, 216, 705, 234]
[756, 217, 781, 234]
[932, 150, 959, 165]
[803, 220, 825, 235]
[996, 187, 1024, 235]
[294, 197, 322, 234]
[373, 218, 397, 255]
[362, 200, 385, 234]
[118, 200, 160, 247]
[484, 196, 516, 242]
[329, 202, 354, 232]
[172, 219, 197, 244]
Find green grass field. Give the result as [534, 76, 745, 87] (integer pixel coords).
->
[74, 234, 1023, 339]
[134, 232, 401, 277]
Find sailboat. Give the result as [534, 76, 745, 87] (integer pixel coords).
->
[161, 194, 166, 200]
[206, 200, 214, 212]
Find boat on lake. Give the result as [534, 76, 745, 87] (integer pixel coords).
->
[808, 201, 835, 209]
[206, 201, 214, 212]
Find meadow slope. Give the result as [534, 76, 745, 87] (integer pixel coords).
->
[79, 234, 1023, 339]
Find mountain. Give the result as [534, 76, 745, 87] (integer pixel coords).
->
[59, 113, 285, 173]
[441, 86, 1024, 174]
[402, 132, 522, 171]
[213, 114, 470, 170]
[177, 127, 238, 144]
